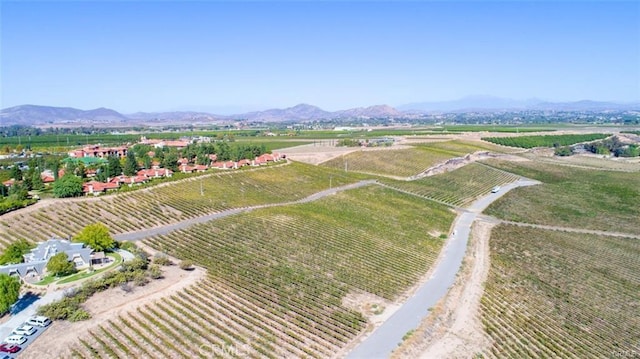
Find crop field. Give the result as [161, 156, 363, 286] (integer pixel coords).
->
[63, 185, 453, 358]
[319, 146, 463, 178]
[480, 225, 640, 358]
[381, 163, 521, 207]
[0, 162, 365, 248]
[521, 152, 640, 172]
[415, 140, 517, 155]
[484, 159, 640, 235]
[438, 125, 558, 133]
[481, 133, 609, 148]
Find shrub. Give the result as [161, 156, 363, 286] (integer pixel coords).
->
[153, 255, 172, 266]
[68, 308, 91, 322]
[148, 264, 163, 279]
[179, 260, 194, 270]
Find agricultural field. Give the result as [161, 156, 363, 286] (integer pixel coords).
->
[61, 185, 457, 358]
[320, 146, 463, 178]
[481, 133, 609, 148]
[415, 139, 518, 155]
[0, 162, 366, 248]
[480, 225, 640, 358]
[381, 163, 521, 207]
[484, 159, 640, 235]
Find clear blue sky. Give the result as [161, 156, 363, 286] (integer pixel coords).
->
[1, 1, 639, 113]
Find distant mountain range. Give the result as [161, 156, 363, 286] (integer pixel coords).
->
[1, 98, 638, 126]
[399, 96, 640, 113]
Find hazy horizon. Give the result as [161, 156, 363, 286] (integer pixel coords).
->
[2, 1, 639, 113]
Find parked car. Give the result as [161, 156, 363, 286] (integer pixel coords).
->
[12, 324, 36, 336]
[0, 343, 20, 353]
[26, 316, 51, 327]
[4, 335, 26, 345]
[491, 186, 501, 193]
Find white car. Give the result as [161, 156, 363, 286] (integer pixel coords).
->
[12, 324, 36, 336]
[26, 316, 51, 327]
[4, 335, 26, 345]
[491, 186, 501, 193]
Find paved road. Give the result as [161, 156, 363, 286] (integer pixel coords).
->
[347, 178, 540, 359]
[115, 180, 378, 242]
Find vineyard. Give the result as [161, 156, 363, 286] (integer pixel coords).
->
[415, 140, 516, 155]
[381, 163, 521, 207]
[319, 146, 463, 178]
[0, 162, 365, 249]
[481, 133, 609, 148]
[480, 225, 640, 358]
[483, 159, 640, 235]
[65, 185, 454, 358]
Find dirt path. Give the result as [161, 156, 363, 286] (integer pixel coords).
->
[413, 219, 494, 358]
[493, 218, 640, 239]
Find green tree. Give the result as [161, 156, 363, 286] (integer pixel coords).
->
[46, 252, 76, 277]
[0, 240, 33, 265]
[141, 153, 152, 169]
[0, 274, 21, 315]
[10, 165, 22, 181]
[73, 223, 115, 252]
[107, 155, 122, 177]
[31, 170, 44, 191]
[53, 174, 83, 198]
[123, 151, 138, 176]
[162, 150, 179, 171]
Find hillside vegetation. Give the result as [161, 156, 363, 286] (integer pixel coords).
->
[483, 160, 640, 235]
[481, 225, 640, 358]
[481, 133, 609, 148]
[0, 162, 365, 248]
[381, 163, 520, 207]
[320, 140, 507, 178]
[69, 185, 456, 358]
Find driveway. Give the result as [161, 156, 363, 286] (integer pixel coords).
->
[347, 178, 540, 359]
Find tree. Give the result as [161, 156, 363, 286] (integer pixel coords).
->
[124, 151, 138, 176]
[53, 174, 83, 198]
[0, 274, 21, 315]
[31, 170, 44, 191]
[47, 252, 76, 276]
[0, 240, 33, 265]
[162, 150, 179, 171]
[10, 165, 22, 181]
[107, 155, 122, 177]
[73, 223, 115, 252]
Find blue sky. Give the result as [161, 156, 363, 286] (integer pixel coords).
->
[1, 1, 639, 113]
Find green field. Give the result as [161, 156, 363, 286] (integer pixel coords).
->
[481, 133, 609, 148]
[480, 225, 640, 358]
[483, 159, 640, 235]
[381, 163, 520, 207]
[65, 185, 456, 358]
[0, 162, 367, 248]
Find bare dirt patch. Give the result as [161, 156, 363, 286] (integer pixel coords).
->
[20, 258, 206, 358]
[342, 290, 397, 326]
[392, 219, 495, 359]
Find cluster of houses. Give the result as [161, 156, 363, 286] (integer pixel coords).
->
[3, 134, 287, 196]
[0, 237, 108, 281]
[81, 151, 286, 196]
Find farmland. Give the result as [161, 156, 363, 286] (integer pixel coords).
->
[0, 162, 366, 248]
[381, 163, 521, 207]
[480, 225, 640, 358]
[68, 185, 455, 358]
[481, 133, 609, 148]
[318, 139, 520, 179]
[483, 159, 640, 235]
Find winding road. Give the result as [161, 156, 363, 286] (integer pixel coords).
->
[346, 178, 540, 359]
